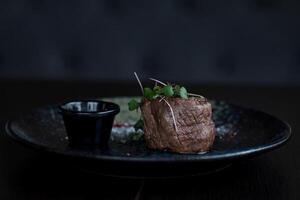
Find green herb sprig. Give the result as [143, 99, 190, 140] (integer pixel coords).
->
[128, 73, 190, 131]
[140, 84, 188, 101]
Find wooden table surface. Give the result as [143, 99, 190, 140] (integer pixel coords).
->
[0, 80, 299, 200]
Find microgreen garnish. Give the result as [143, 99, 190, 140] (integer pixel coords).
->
[179, 86, 188, 99]
[162, 85, 174, 97]
[134, 119, 144, 131]
[128, 99, 140, 111]
[128, 72, 204, 131]
[153, 85, 162, 94]
[144, 87, 158, 100]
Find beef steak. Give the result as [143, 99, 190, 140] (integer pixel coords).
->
[141, 97, 215, 153]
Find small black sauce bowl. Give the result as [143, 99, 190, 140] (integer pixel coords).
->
[59, 100, 120, 149]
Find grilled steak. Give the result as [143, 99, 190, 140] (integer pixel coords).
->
[141, 97, 215, 153]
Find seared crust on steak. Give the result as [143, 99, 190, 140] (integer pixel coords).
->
[141, 97, 215, 153]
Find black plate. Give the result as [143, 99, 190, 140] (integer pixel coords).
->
[5, 97, 291, 178]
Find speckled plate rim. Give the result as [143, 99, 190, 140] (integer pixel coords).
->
[4, 108, 292, 163]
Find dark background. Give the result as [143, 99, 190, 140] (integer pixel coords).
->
[1, 0, 300, 85]
[0, 1, 300, 199]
